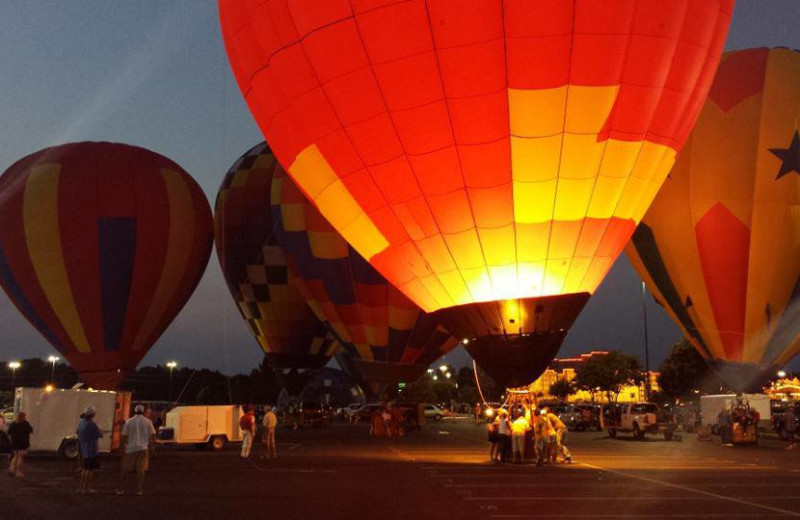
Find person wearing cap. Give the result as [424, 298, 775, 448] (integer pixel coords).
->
[77, 406, 102, 493]
[117, 404, 156, 495]
[7, 412, 33, 477]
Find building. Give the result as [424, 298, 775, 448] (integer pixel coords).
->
[527, 351, 660, 404]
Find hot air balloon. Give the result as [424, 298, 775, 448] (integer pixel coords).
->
[214, 143, 339, 393]
[220, 0, 734, 387]
[0, 142, 213, 389]
[627, 47, 800, 391]
[270, 164, 457, 395]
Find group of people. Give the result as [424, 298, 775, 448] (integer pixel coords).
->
[5, 404, 156, 495]
[239, 404, 278, 459]
[77, 404, 157, 495]
[488, 401, 572, 466]
[370, 403, 405, 437]
[716, 402, 761, 446]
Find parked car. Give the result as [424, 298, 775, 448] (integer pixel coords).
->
[356, 403, 384, 421]
[602, 402, 676, 441]
[559, 404, 602, 431]
[423, 404, 445, 421]
[300, 401, 330, 427]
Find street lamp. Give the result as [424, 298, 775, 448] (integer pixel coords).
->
[47, 355, 60, 383]
[641, 281, 651, 401]
[778, 370, 787, 378]
[8, 361, 21, 389]
[166, 361, 178, 402]
[439, 364, 448, 372]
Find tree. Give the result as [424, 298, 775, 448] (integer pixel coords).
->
[574, 351, 644, 404]
[657, 338, 727, 400]
[549, 379, 574, 402]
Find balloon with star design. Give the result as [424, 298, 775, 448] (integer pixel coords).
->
[626, 48, 800, 391]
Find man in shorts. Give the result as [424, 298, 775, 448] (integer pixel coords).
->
[117, 405, 156, 495]
[262, 405, 278, 459]
[7, 412, 33, 478]
[77, 407, 102, 493]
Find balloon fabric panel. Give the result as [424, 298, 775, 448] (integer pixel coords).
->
[270, 165, 457, 366]
[627, 48, 800, 369]
[214, 143, 339, 368]
[219, 0, 734, 314]
[0, 142, 214, 389]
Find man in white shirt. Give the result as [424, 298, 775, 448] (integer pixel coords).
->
[116, 405, 156, 495]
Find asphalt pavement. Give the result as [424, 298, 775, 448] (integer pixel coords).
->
[4, 418, 800, 519]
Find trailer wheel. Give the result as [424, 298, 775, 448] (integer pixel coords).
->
[60, 439, 79, 460]
[210, 436, 226, 451]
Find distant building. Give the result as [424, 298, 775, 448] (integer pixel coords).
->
[527, 350, 660, 404]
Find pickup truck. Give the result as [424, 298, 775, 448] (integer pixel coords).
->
[602, 402, 676, 441]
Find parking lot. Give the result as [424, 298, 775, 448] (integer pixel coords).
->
[4, 419, 800, 519]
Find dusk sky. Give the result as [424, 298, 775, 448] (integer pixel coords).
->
[1, 1, 799, 375]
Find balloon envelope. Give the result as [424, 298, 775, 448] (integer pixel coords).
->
[270, 164, 457, 392]
[0, 142, 213, 389]
[626, 48, 800, 391]
[214, 143, 338, 370]
[220, 0, 733, 386]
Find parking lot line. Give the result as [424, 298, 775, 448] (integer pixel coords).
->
[579, 462, 800, 518]
[490, 514, 795, 519]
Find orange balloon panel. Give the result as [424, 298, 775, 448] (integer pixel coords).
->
[627, 48, 800, 375]
[220, 0, 733, 314]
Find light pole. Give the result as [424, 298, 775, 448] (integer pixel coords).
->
[8, 361, 21, 389]
[641, 281, 651, 401]
[166, 361, 178, 402]
[778, 370, 787, 379]
[48, 355, 60, 384]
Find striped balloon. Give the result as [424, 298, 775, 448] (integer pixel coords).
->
[0, 142, 213, 389]
[270, 163, 457, 389]
[214, 143, 339, 370]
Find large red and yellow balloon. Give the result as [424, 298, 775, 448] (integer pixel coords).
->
[271, 165, 457, 392]
[220, 0, 734, 387]
[0, 142, 213, 389]
[214, 143, 339, 370]
[627, 48, 800, 391]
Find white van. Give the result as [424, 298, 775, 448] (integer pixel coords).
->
[157, 405, 244, 450]
[14, 387, 131, 458]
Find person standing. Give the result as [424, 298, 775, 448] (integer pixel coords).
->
[262, 405, 278, 458]
[545, 409, 572, 463]
[7, 412, 33, 478]
[534, 409, 555, 466]
[116, 405, 156, 495]
[240, 405, 256, 458]
[496, 409, 511, 463]
[77, 407, 102, 493]
[510, 410, 531, 464]
[785, 405, 797, 450]
[487, 414, 500, 462]
[473, 403, 482, 425]
[718, 406, 733, 447]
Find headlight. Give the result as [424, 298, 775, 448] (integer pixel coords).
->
[485, 409, 494, 418]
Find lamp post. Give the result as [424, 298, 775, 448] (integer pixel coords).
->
[166, 361, 178, 402]
[48, 355, 60, 384]
[641, 281, 651, 401]
[8, 361, 21, 389]
[778, 370, 787, 379]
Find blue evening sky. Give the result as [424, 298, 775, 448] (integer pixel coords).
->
[0, 1, 798, 375]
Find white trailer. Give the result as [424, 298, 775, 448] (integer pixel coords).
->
[158, 405, 244, 450]
[13, 387, 131, 458]
[700, 393, 771, 425]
